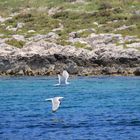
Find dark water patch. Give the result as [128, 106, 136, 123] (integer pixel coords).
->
[23, 114, 41, 118]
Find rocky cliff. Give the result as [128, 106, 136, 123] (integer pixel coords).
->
[0, 33, 140, 76]
[0, 0, 140, 76]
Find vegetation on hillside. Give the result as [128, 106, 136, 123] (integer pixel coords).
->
[0, 0, 140, 47]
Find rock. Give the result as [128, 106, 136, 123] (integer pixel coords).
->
[37, 7, 48, 12]
[124, 36, 140, 43]
[47, 32, 59, 39]
[79, 67, 101, 76]
[69, 32, 78, 38]
[46, 55, 57, 63]
[28, 34, 48, 42]
[16, 22, 25, 29]
[0, 38, 8, 44]
[134, 68, 140, 76]
[0, 43, 19, 55]
[27, 32, 59, 42]
[52, 23, 64, 32]
[93, 22, 99, 26]
[12, 35, 25, 41]
[114, 25, 136, 31]
[28, 30, 36, 33]
[69, 28, 96, 39]
[6, 26, 17, 32]
[54, 54, 67, 61]
[23, 65, 33, 76]
[10, 12, 19, 17]
[48, 7, 63, 16]
[102, 67, 118, 75]
[46, 65, 55, 75]
[133, 10, 140, 15]
[1, 23, 5, 26]
[0, 13, 19, 23]
[66, 62, 78, 74]
[0, 16, 6, 22]
[17, 70, 24, 75]
[0, 34, 4, 37]
[67, 0, 86, 3]
[126, 42, 140, 49]
[0, 31, 140, 76]
[87, 33, 123, 48]
[27, 54, 50, 69]
[117, 67, 126, 74]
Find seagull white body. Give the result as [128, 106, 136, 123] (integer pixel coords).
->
[45, 97, 64, 112]
[55, 70, 70, 85]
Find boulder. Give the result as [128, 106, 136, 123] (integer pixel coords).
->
[134, 68, 140, 76]
[66, 62, 78, 74]
[12, 35, 25, 41]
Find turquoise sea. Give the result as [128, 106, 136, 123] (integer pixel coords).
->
[0, 76, 140, 140]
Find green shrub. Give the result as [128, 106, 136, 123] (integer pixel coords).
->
[6, 39, 25, 48]
[57, 39, 71, 46]
[74, 42, 87, 48]
[130, 14, 140, 23]
[98, 2, 112, 10]
[15, 13, 32, 19]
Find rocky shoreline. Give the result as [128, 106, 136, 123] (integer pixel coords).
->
[0, 39, 140, 76]
[0, 1, 140, 76]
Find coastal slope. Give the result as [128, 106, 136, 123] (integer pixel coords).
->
[0, 0, 140, 76]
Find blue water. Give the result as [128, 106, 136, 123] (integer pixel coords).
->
[0, 76, 140, 140]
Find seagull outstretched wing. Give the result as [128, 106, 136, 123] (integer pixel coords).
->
[54, 74, 61, 86]
[45, 97, 64, 112]
[62, 70, 70, 84]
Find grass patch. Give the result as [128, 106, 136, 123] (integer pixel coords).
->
[115, 27, 140, 38]
[74, 42, 90, 49]
[5, 39, 25, 48]
[13, 11, 60, 34]
[56, 39, 71, 46]
[0, 0, 139, 42]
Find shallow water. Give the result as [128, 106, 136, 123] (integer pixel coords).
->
[0, 76, 140, 140]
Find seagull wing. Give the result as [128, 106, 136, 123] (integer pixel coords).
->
[45, 98, 53, 101]
[58, 74, 61, 85]
[54, 74, 61, 86]
[62, 70, 69, 84]
[62, 70, 69, 79]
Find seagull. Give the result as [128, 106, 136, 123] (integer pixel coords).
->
[55, 70, 70, 86]
[45, 97, 64, 112]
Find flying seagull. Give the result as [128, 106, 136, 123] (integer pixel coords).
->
[45, 97, 64, 112]
[55, 70, 70, 86]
